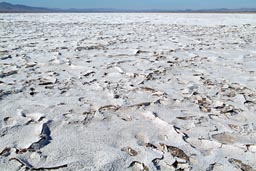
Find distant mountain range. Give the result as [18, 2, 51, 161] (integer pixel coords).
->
[0, 2, 52, 12]
[0, 2, 256, 13]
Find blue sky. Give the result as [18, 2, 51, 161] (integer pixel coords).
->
[2, 0, 256, 9]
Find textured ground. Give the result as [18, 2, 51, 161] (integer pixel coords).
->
[0, 13, 256, 171]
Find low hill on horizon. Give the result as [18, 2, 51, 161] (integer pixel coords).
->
[0, 2, 53, 12]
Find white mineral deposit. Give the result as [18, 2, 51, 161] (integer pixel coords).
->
[0, 13, 256, 171]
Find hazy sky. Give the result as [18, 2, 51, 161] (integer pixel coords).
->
[2, 0, 256, 9]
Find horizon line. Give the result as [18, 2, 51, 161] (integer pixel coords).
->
[1, 2, 256, 12]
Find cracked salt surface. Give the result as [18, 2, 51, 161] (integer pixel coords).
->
[0, 13, 256, 171]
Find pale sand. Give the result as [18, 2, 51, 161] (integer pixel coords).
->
[0, 13, 256, 171]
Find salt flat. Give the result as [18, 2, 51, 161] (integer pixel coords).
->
[0, 13, 256, 171]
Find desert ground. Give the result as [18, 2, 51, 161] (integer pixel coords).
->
[0, 13, 256, 171]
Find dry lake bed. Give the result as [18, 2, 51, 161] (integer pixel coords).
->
[0, 13, 256, 171]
